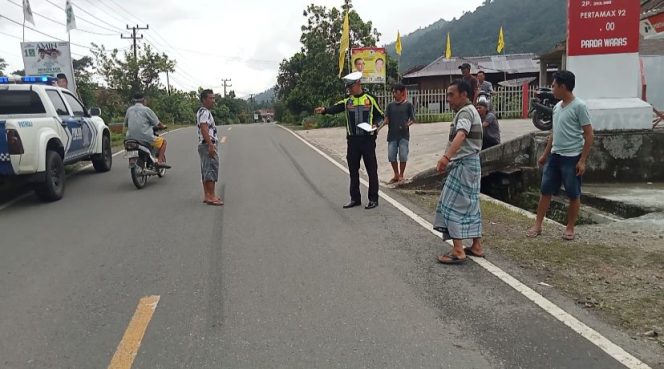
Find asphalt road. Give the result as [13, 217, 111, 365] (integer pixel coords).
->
[0, 125, 654, 369]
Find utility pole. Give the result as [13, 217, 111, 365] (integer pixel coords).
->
[249, 94, 255, 123]
[221, 78, 232, 97]
[122, 24, 149, 93]
[166, 70, 171, 95]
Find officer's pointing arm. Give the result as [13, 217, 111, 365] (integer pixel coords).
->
[318, 100, 345, 115]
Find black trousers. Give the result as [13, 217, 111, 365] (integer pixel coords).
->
[346, 135, 379, 203]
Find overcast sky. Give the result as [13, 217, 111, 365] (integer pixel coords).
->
[0, 0, 485, 97]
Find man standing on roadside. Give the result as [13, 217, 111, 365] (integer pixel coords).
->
[379, 83, 415, 183]
[459, 63, 479, 102]
[527, 71, 593, 241]
[315, 72, 384, 210]
[477, 71, 494, 96]
[197, 89, 223, 206]
[434, 79, 484, 265]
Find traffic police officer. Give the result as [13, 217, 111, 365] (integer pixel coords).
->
[315, 72, 384, 210]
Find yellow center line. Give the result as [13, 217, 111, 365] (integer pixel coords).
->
[221, 136, 227, 144]
[107, 295, 160, 369]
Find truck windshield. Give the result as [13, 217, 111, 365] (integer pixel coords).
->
[0, 91, 46, 115]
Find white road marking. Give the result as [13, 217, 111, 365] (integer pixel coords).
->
[278, 124, 651, 369]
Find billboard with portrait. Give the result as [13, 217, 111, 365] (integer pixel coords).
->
[351, 47, 386, 84]
[21, 41, 77, 94]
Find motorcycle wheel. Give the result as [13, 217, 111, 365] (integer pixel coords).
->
[130, 158, 148, 189]
[532, 110, 553, 131]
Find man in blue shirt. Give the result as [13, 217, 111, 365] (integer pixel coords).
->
[527, 71, 594, 241]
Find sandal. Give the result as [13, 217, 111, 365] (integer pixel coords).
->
[437, 252, 467, 265]
[204, 199, 224, 206]
[463, 247, 485, 258]
[526, 228, 542, 238]
[562, 231, 575, 241]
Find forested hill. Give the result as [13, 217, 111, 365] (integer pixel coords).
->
[385, 0, 567, 70]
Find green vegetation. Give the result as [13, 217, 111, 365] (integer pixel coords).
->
[275, 0, 566, 126]
[385, 0, 567, 71]
[275, 0, 398, 123]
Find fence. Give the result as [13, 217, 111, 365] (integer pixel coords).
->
[374, 84, 540, 122]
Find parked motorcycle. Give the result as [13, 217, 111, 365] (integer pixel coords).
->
[529, 87, 559, 131]
[477, 91, 492, 106]
[123, 127, 167, 189]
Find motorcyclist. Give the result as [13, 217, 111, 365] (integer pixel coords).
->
[125, 93, 171, 168]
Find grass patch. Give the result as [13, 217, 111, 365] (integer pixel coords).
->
[415, 113, 454, 123]
[400, 189, 664, 347]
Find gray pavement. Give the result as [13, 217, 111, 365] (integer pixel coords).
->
[0, 125, 653, 369]
[297, 119, 537, 183]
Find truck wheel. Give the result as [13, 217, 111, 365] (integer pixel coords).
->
[35, 150, 65, 201]
[92, 135, 112, 172]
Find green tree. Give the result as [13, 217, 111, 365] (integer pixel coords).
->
[276, 0, 382, 121]
[0, 57, 7, 76]
[90, 43, 175, 101]
[73, 56, 97, 107]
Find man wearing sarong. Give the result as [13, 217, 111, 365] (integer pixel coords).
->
[434, 79, 485, 264]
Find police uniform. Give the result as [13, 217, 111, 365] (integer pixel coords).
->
[321, 72, 384, 209]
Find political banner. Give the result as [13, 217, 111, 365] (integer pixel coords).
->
[351, 47, 386, 84]
[21, 41, 77, 94]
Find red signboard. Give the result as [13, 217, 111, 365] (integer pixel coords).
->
[646, 11, 664, 33]
[567, 0, 640, 56]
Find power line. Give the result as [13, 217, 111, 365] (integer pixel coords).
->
[0, 14, 93, 49]
[44, 0, 121, 34]
[4, 0, 119, 36]
[69, 1, 125, 32]
[86, 0, 130, 27]
[0, 30, 23, 41]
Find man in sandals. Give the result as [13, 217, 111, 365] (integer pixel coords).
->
[379, 83, 415, 183]
[434, 79, 485, 265]
[526, 71, 593, 240]
[197, 89, 223, 206]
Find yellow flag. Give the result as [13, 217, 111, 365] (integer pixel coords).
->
[497, 26, 505, 54]
[338, 11, 350, 77]
[395, 31, 402, 56]
[445, 32, 452, 60]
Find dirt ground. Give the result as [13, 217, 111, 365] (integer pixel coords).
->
[401, 189, 664, 350]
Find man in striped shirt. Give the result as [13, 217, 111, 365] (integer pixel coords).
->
[434, 79, 485, 264]
[197, 89, 222, 206]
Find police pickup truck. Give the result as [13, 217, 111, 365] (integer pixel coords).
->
[0, 76, 112, 201]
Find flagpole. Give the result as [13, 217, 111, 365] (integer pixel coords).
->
[22, 13, 26, 42]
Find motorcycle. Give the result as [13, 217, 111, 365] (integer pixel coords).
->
[529, 87, 559, 131]
[477, 90, 492, 106]
[123, 127, 167, 189]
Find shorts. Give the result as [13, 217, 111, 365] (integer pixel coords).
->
[541, 154, 582, 199]
[153, 136, 165, 149]
[198, 143, 219, 182]
[387, 138, 409, 162]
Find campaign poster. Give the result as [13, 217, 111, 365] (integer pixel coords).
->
[21, 41, 77, 94]
[351, 47, 386, 84]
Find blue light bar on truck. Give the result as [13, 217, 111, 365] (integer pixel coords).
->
[0, 75, 57, 84]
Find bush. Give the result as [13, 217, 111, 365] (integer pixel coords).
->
[416, 113, 454, 123]
[300, 114, 345, 129]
